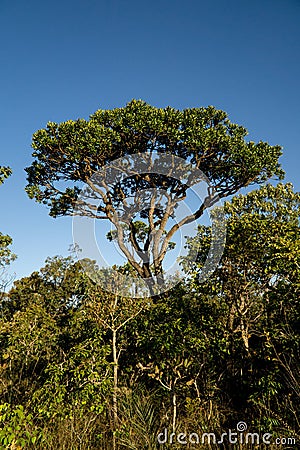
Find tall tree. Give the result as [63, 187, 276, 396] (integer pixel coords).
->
[182, 183, 300, 428]
[25, 100, 284, 292]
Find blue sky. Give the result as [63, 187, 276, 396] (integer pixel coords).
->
[0, 0, 299, 282]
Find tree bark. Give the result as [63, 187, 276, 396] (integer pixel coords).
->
[112, 328, 118, 450]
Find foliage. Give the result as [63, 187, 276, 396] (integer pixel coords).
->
[25, 100, 284, 285]
[182, 183, 300, 431]
[0, 234, 16, 269]
[0, 167, 12, 186]
[1, 115, 300, 447]
[0, 403, 39, 449]
[0, 257, 112, 448]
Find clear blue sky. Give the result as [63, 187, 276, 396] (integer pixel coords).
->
[0, 0, 299, 282]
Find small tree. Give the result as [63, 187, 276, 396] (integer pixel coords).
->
[25, 100, 284, 293]
[86, 269, 148, 449]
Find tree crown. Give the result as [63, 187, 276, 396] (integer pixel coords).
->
[25, 100, 285, 294]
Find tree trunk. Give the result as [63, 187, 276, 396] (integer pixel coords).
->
[112, 328, 118, 450]
[172, 392, 177, 433]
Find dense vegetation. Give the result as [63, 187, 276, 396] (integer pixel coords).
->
[0, 102, 299, 449]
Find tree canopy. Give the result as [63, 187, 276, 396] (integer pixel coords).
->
[25, 100, 285, 292]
